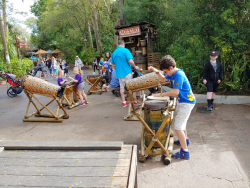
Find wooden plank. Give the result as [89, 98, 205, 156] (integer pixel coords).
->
[0, 150, 131, 159]
[0, 158, 130, 167]
[23, 118, 63, 123]
[0, 175, 127, 187]
[0, 141, 123, 150]
[127, 145, 138, 188]
[0, 148, 3, 153]
[0, 166, 130, 177]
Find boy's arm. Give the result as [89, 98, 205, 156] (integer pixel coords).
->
[153, 89, 179, 97]
[148, 66, 168, 83]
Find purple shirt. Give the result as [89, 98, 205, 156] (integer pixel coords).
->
[75, 74, 82, 86]
[58, 77, 64, 86]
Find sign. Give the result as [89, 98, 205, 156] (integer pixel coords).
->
[118, 25, 141, 38]
[17, 45, 27, 49]
[17, 42, 27, 46]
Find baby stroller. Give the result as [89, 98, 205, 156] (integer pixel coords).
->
[0, 71, 23, 97]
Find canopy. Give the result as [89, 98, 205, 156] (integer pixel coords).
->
[47, 49, 53, 53]
[52, 49, 62, 54]
[34, 49, 49, 55]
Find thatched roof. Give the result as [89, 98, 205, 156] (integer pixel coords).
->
[52, 49, 62, 54]
[34, 49, 49, 55]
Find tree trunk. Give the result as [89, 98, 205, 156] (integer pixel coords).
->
[0, 15, 10, 68]
[2, 0, 9, 42]
[90, 0, 102, 56]
[86, 19, 94, 51]
[119, 0, 126, 25]
[14, 31, 21, 59]
[83, 31, 87, 51]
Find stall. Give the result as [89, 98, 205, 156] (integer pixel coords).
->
[115, 21, 160, 71]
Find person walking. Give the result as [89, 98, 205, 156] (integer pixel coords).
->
[111, 40, 140, 107]
[75, 56, 84, 75]
[93, 57, 98, 74]
[203, 51, 223, 111]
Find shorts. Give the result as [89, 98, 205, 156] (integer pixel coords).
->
[119, 73, 132, 89]
[64, 68, 68, 74]
[206, 82, 219, 92]
[54, 69, 59, 75]
[52, 67, 55, 73]
[77, 82, 84, 90]
[173, 102, 195, 130]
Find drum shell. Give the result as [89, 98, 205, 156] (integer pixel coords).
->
[144, 109, 169, 147]
[21, 75, 64, 97]
[125, 72, 160, 91]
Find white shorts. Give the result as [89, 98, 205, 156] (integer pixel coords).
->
[173, 102, 195, 130]
[118, 73, 132, 89]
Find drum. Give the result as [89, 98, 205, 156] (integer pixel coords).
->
[125, 72, 160, 91]
[87, 75, 102, 91]
[143, 100, 169, 147]
[21, 75, 64, 97]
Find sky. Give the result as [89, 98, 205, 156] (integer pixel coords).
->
[8, 0, 36, 33]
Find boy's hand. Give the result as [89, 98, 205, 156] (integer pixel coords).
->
[152, 93, 160, 97]
[203, 80, 207, 85]
[218, 80, 221, 84]
[148, 66, 153, 71]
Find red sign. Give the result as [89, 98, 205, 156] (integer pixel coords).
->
[17, 45, 27, 49]
[118, 25, 141, 38]
[17, 42, 27, 46]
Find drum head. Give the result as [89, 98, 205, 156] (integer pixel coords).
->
[144, 100, 167, 110]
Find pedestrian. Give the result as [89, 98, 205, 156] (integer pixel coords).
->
[105, 52, 112, 65]
[63, 59, 69, 78]
[104, 59, 111, 84]
[59, 59, 63, 70]
[75, 56, 84, 75]
[93, 57, 98, 74]
[52, 57, 57, 77]
[148, 55, 196, 160]
[99, 57, 104, 75]
[38, 57, 47, 81]
[111, 40, 140, 107]
[203, 51, 223, 111]
[54, 61, 60, 79]
[46, 58, 52, 75]
[69, 67, 89, 106]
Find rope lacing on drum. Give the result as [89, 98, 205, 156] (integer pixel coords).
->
[152, 137, 158, 142]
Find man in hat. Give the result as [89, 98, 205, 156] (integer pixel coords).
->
[203, 51, 223, 111]
[75, 56, 84, 75]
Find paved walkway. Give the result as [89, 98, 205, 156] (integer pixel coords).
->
[0, 69, 250, 188]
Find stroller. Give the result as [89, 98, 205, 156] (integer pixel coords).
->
[0, 71, 23, 97]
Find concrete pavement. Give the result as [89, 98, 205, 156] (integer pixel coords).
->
[0, 69, 250, 188]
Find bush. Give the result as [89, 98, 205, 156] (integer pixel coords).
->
[0, 58, 34, 78]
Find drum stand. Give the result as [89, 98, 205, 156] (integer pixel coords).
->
[62, 85, 81, 109]
[84, 75, 104, 95]
[124, 83, 166, 121]
[23, 90, 69, 123]
[138, 97, 176, 165]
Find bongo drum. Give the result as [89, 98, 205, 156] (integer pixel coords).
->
[21, 75, 64, 98]
[85, 75, 104, 95]
[125, 72, 160, 91]
[143, 100, 169, 147]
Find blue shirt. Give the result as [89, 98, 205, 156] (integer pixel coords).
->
[165, 69, 196, 104]
[110, 70, 120, 88]
[111, 46, 133, 79]
[104, 64, 110, 70]
[99, 61, 104, 65]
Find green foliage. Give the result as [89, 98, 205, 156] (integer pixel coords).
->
[0, 59, 33, 78]
[79, 50, 99, 66]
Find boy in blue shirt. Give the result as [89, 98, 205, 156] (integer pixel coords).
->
[149, 55, 196, 159]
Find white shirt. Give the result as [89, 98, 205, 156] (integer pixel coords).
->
[75, 58, 83, 67]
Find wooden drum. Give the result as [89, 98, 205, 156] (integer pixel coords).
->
[21, 75, 64, 97]
[143, 100, 169, 148]
[125, 72, 160, 91]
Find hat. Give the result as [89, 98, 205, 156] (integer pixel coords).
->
[210, 51, 219, 56]
[76, 56, 79, 58]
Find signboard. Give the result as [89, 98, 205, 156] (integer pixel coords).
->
[118, 25, 141, 38]
[17, 45, 27, 49]
[17, 42, 27, 46]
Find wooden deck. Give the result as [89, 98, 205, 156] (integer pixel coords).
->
[0, 141, 137, 188]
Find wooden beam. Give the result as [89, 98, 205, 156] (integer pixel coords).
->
[128, 145, 138, 188]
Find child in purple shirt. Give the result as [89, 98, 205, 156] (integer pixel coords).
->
[69, 67, 88, 106]
[57, 70, 67, 86]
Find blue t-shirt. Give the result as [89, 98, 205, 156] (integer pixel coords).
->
[111, 46, 133, 79]
[64, 63, 68, 68]
[165, 69, 196, 104]
[99, 61, 104, 65]
[75, 74, 83, 86]
[110, 70, 120, 88]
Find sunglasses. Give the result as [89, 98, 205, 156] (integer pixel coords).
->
[164, 67, 171, 73]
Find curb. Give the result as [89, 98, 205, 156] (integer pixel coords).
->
[162, 86, 250, 104]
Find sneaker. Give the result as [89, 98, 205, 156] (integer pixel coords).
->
[174, 138, 191, 146]
[134, 101, 141, 106]
[211, 103, 214, 108]
[207, 105, 212, 111]
[122, 102, 130, 107]
[85, 101, 89, 104]
[172, 148, 190, 159]
[78, 103, 85, 106]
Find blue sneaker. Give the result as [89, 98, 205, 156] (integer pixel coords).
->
[172, 148, 190, 159]
[174, 138, 191, 146]
[78, 103, 85, 106]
